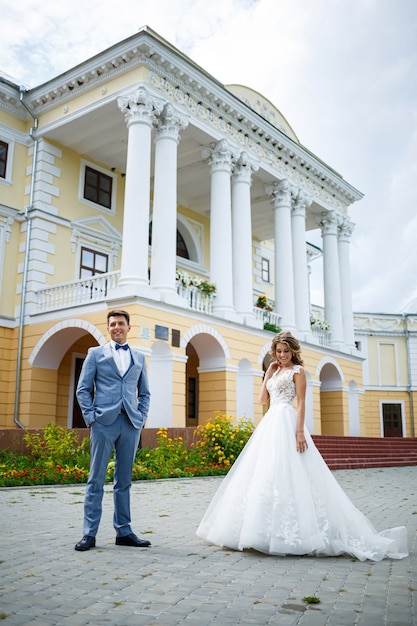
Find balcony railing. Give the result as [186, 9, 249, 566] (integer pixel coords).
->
[35, 272, 120, 313]
[176, 284, 214, 314]
[34, 274, 329, 345]
[253, 306, 281, 329]
[310, 326, 331, 347]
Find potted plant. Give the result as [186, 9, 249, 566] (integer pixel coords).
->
[310, 316, 331, 331]
[176, 270, 216, 299]
[255, 295, 273, 311]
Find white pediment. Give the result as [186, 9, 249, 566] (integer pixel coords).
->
[71, 216, 122, 267]
[71, 216, 122, 242]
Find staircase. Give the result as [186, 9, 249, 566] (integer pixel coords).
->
[312, 435, 417, 470]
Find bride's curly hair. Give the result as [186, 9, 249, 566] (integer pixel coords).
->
[270, 331, 304, 366]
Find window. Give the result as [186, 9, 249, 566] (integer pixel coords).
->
[177, 230, 189, 259]
[148, 223, 190, 260]
[83, 166, 112, 209]
[261, 257, 270, 282]
[187, 376, 198, 420]
[0, 141, 8, 179]
[79, 247, 108, 279]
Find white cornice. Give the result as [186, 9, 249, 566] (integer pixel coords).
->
[0, 81, 28, 120]
[14, 27, 362, 206]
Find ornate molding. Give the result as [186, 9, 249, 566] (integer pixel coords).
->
[16, 28, 362, 208]
[232, 151, 259, 183]
[338, 215, 355, 241]
[155, 103, 189, 142]
[202, 139, 234, 173]
[117, 86, 164, 128]
[316, 210, 339, 235]
[265, 178, 295, 207]
[292, 188, 313, 218]
[0, 215, 14, 242]
[71, 216, 122, 267]
[353, 315, 406, 332]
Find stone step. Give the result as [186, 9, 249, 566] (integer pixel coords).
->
[312, 435, 417, 470]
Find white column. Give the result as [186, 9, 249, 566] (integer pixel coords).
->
[318, 211, 344, 349]
[202, 139, 235, 319]
[151, 103, 188, 302]
[292, 189, 313, 339]
[266, 180, 296, 331]
[232, 151, 258, 323]
[338, 216, 356, 349]
[117, 87, 163, 295]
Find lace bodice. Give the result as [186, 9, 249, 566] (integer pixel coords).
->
[266, 365, 302, 405]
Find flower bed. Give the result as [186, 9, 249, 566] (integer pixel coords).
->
[0, 414, 254, 487]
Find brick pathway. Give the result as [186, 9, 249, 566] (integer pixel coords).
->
[1, 466, 416, 625]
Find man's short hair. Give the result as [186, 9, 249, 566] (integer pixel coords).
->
[107, 309, 130, 325]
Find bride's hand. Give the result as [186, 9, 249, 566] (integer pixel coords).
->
[296, 431, 308, 453]
[266, 360, 280, 376]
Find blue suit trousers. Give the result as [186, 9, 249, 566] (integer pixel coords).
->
[83, 413, 140, 537]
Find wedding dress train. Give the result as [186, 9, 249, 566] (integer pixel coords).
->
[196, 366, 408, 561]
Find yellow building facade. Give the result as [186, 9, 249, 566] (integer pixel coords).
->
[1, 27, 415, 439]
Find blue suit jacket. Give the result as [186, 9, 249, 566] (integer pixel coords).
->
[76, 343, 150, 430]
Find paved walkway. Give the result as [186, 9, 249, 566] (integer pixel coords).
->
[1, 466, 416, 626]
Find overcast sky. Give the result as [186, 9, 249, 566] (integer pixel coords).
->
[1, 0, 416, 314]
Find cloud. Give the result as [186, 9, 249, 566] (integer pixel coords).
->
[1, 0, 417, 313]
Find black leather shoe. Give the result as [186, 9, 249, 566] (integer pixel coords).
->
[75, 535, 96, 551]
[115, 533, 151, 547]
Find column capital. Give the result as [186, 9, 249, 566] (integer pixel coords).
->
[317, 210, 339, 235]
[202, 139, 234, 174]
[232, 151, 259, 184]
[117, 86, 165, 128]
[338, 216, 355, 242]
[265, 178, 295, 207]
[292, 189, 313, 218]
[155, 103, 189, 142]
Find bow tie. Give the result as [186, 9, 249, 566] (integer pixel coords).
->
[115, 343, 129, 351]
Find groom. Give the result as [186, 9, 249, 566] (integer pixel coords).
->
[75, 309, 151, 551]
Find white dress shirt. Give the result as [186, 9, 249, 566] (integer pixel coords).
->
[111, 341, 131, 376]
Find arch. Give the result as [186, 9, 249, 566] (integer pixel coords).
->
[148, 341, 173, 428]
[181, 324, 231, 360]
[29, 318, 105, 369]
[315, 357, 345, 390]
[258, 340, 273, 367]
[177, 214, 201, 264]
[317, 359, 346, 435]
[183, 327, 231, 424]
[149, 214, 202, 264]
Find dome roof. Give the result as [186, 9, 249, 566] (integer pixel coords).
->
[400, 298, 417, 313]
[226, 84, 299, 142]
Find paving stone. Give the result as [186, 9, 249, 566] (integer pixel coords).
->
[1, 466, 416, 625]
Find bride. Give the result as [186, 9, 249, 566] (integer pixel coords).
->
[196, 332, 408, 561]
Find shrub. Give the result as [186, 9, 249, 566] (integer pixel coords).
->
[194, 412, 254, 467]
[263, 322, 281, 333]
[24, 423, 90, 470]
[0, 414, 255, 486]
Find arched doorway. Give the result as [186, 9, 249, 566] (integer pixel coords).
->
[186, 343, 199, 426]
[28, 320, 104, 428]
[319, 361, 346, 435]
[183, 328, 230, 426]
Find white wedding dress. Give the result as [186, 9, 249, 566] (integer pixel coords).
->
[196, 365, 408, 561]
